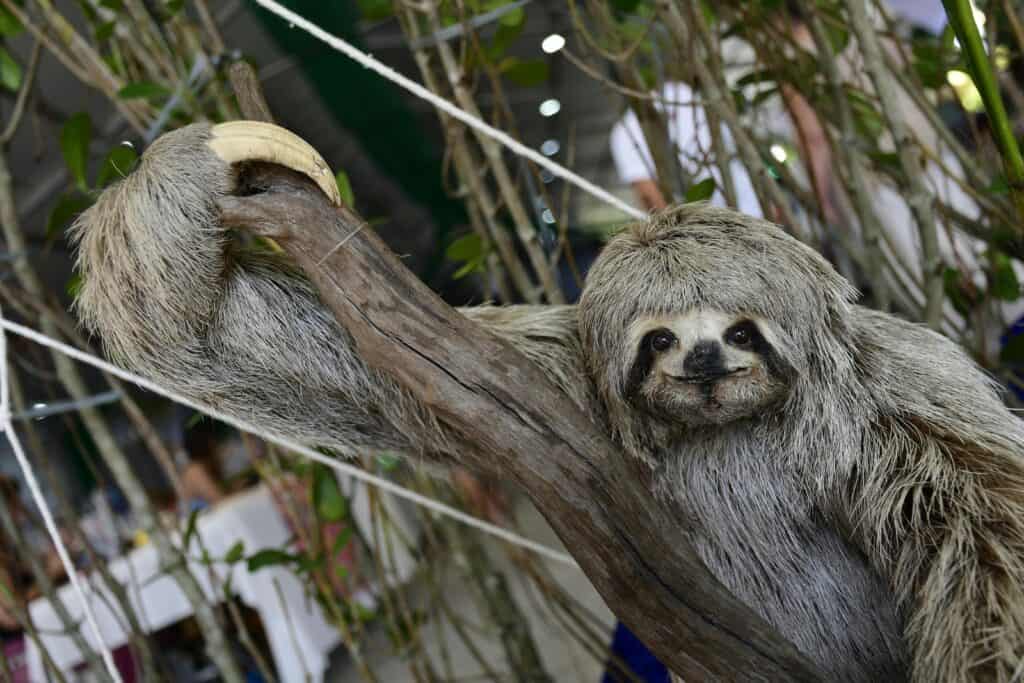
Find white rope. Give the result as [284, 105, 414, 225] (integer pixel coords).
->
[0, 318, 124, 682]
[0, 318, 579, 568]
[249, 0, 647, 222]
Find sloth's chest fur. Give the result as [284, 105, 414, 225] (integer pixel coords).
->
[650, 432, 908, 682]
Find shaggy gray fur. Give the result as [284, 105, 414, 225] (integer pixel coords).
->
[73, 123, 1024, 682]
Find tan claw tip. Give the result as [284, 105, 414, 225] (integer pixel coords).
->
[208, 121, 342, 206]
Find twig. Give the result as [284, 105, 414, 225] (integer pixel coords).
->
[844, 0, 944, 328]
[0, 40, 41, 145]
[418, 3, 566, 303]
[228, 62, 275, 124]
[399, 9, 538, 302]
[801, 2, 890, 310]
[661, 1, 800, 232]
[2, 0, 149, 133]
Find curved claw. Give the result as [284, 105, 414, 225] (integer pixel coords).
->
[208, 121, 341, 206]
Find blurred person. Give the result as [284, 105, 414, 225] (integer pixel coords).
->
[177, 419, 230, 510]
[0, 477, 74, 630]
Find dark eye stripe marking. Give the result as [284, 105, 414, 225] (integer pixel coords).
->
[626, 330, 660, 397]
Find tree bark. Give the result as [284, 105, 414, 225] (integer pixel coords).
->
[216, 168, 822, 681]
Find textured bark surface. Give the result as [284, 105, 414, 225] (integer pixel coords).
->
[217, 172, 821, 681]
[221, 70, 820, 681]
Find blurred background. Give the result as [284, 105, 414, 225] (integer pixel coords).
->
[0, 0, 1022, 681]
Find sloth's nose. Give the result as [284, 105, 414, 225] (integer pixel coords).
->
[683, 341, 725, 377]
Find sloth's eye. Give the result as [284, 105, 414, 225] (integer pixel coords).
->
[726, 322, 756, 347]
[650, 330, 675, 352]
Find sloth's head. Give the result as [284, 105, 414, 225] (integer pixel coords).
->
[579, 204, 857, 431]
[625, 310, 791, 425]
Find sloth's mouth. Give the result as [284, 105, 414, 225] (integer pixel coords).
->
[672, 367, 750, 384]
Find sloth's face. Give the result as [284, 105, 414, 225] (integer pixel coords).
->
[625, 310, 792, 425]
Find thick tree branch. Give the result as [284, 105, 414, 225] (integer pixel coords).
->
[217, 172, 821, 681]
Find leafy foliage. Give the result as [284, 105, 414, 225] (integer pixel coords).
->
[0, 45, 21, 91]
[445, 232, 488, 279]
[118, 82, 171, 100]
[60, 113, 93, 192]
[312, 463, 348, 523]
[685, 178, 716, 203]
[96, 143, 139, 188]
[335, 170, 354, 207]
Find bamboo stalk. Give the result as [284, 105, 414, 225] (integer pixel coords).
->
[941, 0, 1024, 226]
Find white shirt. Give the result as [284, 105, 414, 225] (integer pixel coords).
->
[885, 0, 947, 35]
[609, 81, 771, 218]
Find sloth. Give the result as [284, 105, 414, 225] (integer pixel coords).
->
[72, 122, 1024, 682]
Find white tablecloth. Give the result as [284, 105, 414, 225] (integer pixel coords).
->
[25, 485, 341, 682]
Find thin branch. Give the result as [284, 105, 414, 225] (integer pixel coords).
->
[0, 40, 42, 145]
[844, 0, 944, 328]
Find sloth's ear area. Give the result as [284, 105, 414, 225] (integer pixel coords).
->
[206, 121, 341, 206]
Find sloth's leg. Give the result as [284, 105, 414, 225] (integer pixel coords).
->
[72, 122, 586, 460]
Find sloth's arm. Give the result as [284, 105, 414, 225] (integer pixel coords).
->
[71, 123, 591, 459]
[848, 310, 1024, 682]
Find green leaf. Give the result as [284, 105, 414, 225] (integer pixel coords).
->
[487, 17, 525, 61]
[224, 540, 245, 564]
[181, 509, 200, 551]
[1001, 332, 1024, 365]
[312, 464, 347, 522]
[453, 259, 485, 279]
[498, 5, 524, 27]
[0, 46, 21, 92]
[684, 177, 716, 203]
[989, 250, 1020, 301]
[988, 174, 1009, 195]
[943, 267, 975, 316]
[825, 22, 849, 53]
[96, 143, 138, 187]
[66, 273, 83, 299]
[849, 96, 883, 139]
[356, 0, 393, 20]
[736, 69, 775, 88]
[609, 0, 642, 11]
[335, 170, 354, 207]
[700, 0, 715, 26]
[353, 602, 377, 623]
[164, 0, 184, 16]
[750, 87, 779, 108]
[376, 452, 400, 471]
[246, 548, 296, 572]
[501, 58, 549, 87]
[0, 5, 23, 36]
[95, 20, 116, 42]
[330, 526, 353, 556]
[99, 0, 122, 10]
[117, 81, 170, 100]
[60, 112, 93, 192]
[446, 232, 489, 279]
[910, 32, 958, 89]
[46, 193, 93, 240]
[868, 151, 901, 177]
[296, 553, 325, 574]
[445, 233, 484, 261]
